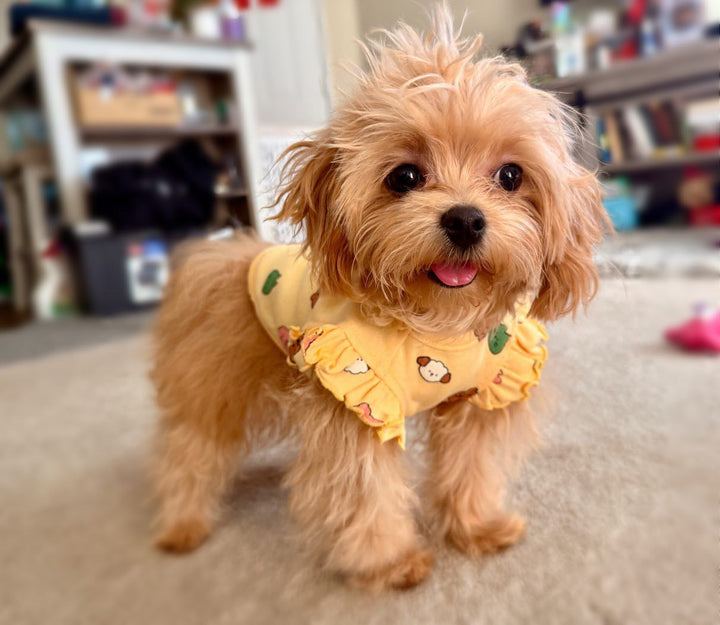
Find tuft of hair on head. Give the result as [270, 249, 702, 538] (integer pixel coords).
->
[356, 3, 484, 92]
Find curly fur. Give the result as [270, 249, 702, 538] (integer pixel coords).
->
[151, 4, 608, 590]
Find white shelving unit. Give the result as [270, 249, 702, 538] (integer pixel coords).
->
[0, 20, 265, 235]
[0, 20, 272, 318]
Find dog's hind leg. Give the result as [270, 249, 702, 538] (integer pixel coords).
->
[152, 413, 246, 552]
[150, 236, 286, 552]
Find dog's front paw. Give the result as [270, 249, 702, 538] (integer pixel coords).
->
[155, 517, 211, 553]
[349, 548, 435, 591]
[447, 513, 526, 556]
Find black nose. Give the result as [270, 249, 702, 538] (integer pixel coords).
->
[440, 205, 486, 250]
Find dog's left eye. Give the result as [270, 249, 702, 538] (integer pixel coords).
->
[385, 164, 425, 194]
[495, 163, 523, 192]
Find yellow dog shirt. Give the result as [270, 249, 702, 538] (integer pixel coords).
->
[248, 244, 548, 448]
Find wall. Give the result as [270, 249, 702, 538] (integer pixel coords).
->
[323, 0, 546, 104]
[355, 0, 720, 49]
[320, 0, 362, 105]
[243, 0, 332, 126]
[355, 0, 545, 55]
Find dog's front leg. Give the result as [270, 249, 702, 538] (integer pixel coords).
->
[286, 387, 433, 590]
[428, 400, 536, 555]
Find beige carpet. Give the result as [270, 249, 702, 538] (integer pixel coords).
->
[0, 279, 717, 625]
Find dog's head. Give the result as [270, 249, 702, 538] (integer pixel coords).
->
[273, 6, 608, 335]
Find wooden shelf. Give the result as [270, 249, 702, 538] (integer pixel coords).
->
[539, 39, 719, 105]
[215, 187, 249, 198]
[79, 124, 238, 141]
[601, 151, 719, 175]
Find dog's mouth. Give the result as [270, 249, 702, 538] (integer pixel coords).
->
[428, 262, 478, 288]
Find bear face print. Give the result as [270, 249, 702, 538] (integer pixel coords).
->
[416, 356, 451, 384]
[344, 357, 370, 374]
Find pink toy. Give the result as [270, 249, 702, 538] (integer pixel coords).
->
[665, 304, 720, 353]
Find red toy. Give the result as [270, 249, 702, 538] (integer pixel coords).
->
[665, 304, 720, 353]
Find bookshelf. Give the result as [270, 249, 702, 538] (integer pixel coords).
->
[540, 39, 718, 103]
[78, 124, 239, 142]
[0, 20, 264, 318]
[539, 39, 719, 225]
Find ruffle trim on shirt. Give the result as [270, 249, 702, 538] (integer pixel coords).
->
[290, 325, 407, 448]
[471, 317, 549, 411]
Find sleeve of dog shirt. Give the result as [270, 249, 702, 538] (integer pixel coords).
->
[248, 244, 316, 353]
[471, 316, 549, 411]
[297, 321, 409, 448]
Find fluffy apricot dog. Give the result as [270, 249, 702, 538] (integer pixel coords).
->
[151, 7, 607, 590]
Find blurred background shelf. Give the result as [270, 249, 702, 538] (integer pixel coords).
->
[0, 19, 265, 320]
[0, 20, 262, 227]
[540, 39, 718, 103]
[78, 124, 239, 142]
[0, 0, 335, 323]
[602, 151, 719, 175]
[536, 21, 719, 234]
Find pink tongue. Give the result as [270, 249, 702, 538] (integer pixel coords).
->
[430, 262, 478, 287]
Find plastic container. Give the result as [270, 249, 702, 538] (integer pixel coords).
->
[68, 229, 200, 315]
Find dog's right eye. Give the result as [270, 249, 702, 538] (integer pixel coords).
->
[385, 164, 425, 194]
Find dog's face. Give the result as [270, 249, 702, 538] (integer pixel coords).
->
[275, 10, 608, 335]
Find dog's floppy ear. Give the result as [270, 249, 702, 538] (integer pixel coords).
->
[530, 166, 610, 321]
[416, 356, 430, 366]
[272, 135, 356, 296]
[440, 372, 451, 384]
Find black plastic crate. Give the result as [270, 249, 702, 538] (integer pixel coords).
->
[68, 228, 203, 316]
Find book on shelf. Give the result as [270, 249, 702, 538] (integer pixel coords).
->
[603, 112, 624, 164]
[685, 98, 720, 131]
[642, 102, 673, 147]
[659, 101, 683, 145]
[596, 117, 611, 164]
[596, 98, 717, 166]
[684, 97, 720, 151]
[623, 106, 655, 159]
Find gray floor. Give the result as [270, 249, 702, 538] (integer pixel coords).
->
[0, 311, 153, 366]
[0, 277, 717, 625]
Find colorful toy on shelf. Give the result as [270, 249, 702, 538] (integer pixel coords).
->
[601, 176, 644, 231]
[678, 167, 720, 227]
[664, 303, 720, 353]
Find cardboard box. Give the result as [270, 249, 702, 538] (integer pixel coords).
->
[74, 86, 183, 127]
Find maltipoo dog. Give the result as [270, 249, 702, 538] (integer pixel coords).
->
[151, 6, 607, 590]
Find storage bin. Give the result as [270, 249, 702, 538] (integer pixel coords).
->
[73, 85, 183, 127]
